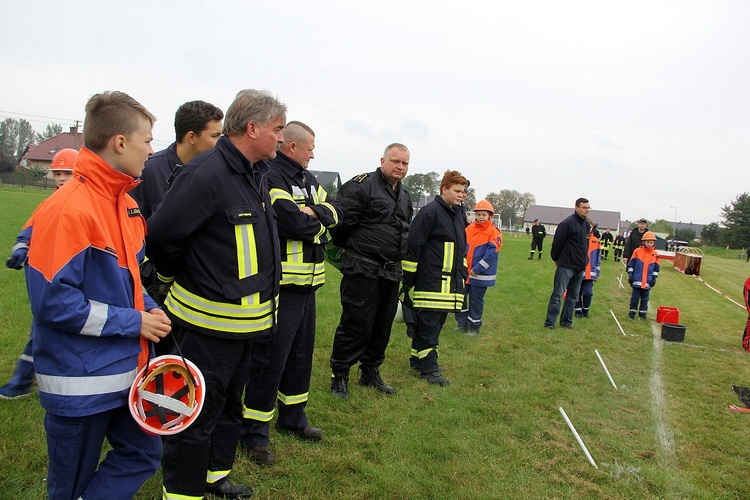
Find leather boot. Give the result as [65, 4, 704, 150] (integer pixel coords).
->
[359, 365, 396, 394]
[330, 371, 349, 399]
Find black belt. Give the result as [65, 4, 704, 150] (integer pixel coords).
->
[345, 249, 399, 270]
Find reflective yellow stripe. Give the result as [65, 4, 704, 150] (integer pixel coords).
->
[280, 260, 325, 287]
[403, 260, 418, 273]
[163, 486, 203, 500]
[270, 187, 294, 204]
[441, 276, 451, 294]
[410, 347, 437, 359]
[235, 222, 258, 280]
[278, 390, 309, 405]
[413, 290, 464, 311]
[243, 404, 275, 421]
[206, 469, 231, 484]
[442, 242, 454, 272]
[166, 282, 276, 333]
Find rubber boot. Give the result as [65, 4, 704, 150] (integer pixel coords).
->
[528, 252, 534, 260]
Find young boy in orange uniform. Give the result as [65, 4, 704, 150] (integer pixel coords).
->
[627, 231, 660, 319]
[455, 199, 502, 335]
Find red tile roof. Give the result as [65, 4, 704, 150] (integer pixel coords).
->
[22, 127, 84, 162]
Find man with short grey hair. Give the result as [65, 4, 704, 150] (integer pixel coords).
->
[328, 143, 413, 399]
[148, 89, 286, 499]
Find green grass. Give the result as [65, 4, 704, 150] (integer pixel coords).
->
[2, 187, 750, 498]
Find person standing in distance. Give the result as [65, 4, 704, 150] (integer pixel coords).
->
[328, 143, 413, 399]
[240, 121, 341, 465]
[544, 198, 591, 329]
[147, 89, 286, 499]
[529, 219, 546, 260]
[623, 218, 649, 264]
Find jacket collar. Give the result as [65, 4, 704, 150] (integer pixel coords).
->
[74, 147, 140, 199]
[215, 136, 270, 177]
[272, 150, 305, 178]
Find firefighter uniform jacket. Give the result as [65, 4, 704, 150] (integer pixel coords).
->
[627, 246, 660, 290]
[531, 223, 546, 240]
[25, 147, 157, 417]
[146, 136, 281, 339]
[130, 142, 181, 220]
[268, 151, 341, 289]
[613, 235, 626, 252]
[403, 196, 468, 311]
[330, 168, 412, 269]
[600, 231, 613, 252]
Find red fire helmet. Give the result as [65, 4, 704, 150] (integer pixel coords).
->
[129, 355, 206, 436]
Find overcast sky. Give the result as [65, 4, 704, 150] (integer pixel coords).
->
[3, 1, 748, 225]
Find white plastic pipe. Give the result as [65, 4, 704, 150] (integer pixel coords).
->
[617, 273, 624, 289]
[595, 349, 618, 390]
[559, 406, 598, 469]
[610, 309, 627, 336]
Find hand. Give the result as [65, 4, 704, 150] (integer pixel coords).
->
[300, 206, 319, 218]
[628, 278, 634, 285]
[140, 309, 171, 343]
[6, 245, 28, 270]
[649, 280, 656, 288]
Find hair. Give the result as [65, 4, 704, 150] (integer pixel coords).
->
[383, 143, 409, 158]
[283, 121, 315, 144]
[83, 91, 156, 151]
[575, 197, 589, 207]
[222, 89, 287, 136]
[439, 170, 468, 192]
[174, 100, 224, 142]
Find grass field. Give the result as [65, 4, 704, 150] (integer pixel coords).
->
[2, 186, 750, 499]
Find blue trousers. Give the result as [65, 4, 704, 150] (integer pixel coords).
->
[545, 267, 584, 327]
[44, 405, 161, 500]
[241, 288, 316, 447]
[455, 284, 488, 328]
[4, 331, 35, 390]
[629, 288, 651, 318]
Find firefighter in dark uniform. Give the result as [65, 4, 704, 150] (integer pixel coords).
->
[329, 143, 413, 399]
[147, 90, 286, 500]
[240, 121, 341, 465]
[529, 219, 546, 260]
[403, 171, 469, 386]
[600, 228, 614, 260]
[613, 229, 626, 261]
[131, 101, 223, 348]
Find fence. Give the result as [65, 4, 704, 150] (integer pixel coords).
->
[0, 172, 56, 191]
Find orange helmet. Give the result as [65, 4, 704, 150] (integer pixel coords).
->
[128, 355, 206, 436]
[474, 199, 495, 215]
[641, 231, 657, 241]
[49, 148, 78, 172]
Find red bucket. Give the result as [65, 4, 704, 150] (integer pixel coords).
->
[656, 306, 680, 324]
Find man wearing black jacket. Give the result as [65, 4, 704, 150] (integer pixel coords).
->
[328, 143, 413, 399]
[544, 198, 591, 329]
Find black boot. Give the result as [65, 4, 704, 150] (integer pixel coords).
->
[528, 252, 534, 260]
[359, 365, 396, 394]
[330, 371, 349, 399]
[538, 253, 542, 260]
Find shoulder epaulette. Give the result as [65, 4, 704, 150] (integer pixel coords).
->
[352, 173, 369, 183]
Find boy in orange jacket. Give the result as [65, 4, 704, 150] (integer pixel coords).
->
[455, 200, 502, 335]
[627, 231, 660, 319]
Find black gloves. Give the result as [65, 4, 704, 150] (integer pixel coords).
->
[6, 244, 29, 270]
[628, 277, 634, 285]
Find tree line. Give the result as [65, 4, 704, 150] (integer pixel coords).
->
[0, 118, 63, 172]
[401, 172, 535, 227]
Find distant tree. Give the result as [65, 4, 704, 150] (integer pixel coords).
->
[403, 172, 439, 206]
[700, 222, 722, 246]
[35, 123, 63, 143]
[25, 165, 49, 180]
[322, 181, 338, 198]
[518, 192, 536, 220]
[650, 219, 673, 236]
[675, 228, 696, 244]
[0, 118, 35, 165]
[721, 193, 750, 248]
[465, 187, 476, 210]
